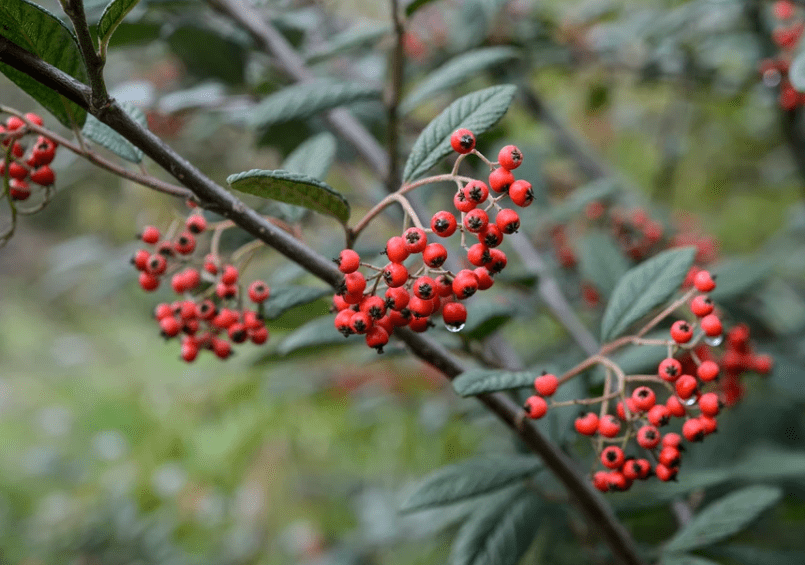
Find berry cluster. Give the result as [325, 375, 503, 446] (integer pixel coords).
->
[1, 113, 58, 201]
[759, 0, 805, 110]
[522, 270, 772, 492]
[131, 213, 271, 362]
[331, 130, 532, 352]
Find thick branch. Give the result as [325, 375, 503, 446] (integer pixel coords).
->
[206, 0, 390, 181]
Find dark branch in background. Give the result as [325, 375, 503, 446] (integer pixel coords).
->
[60, 0, 109, 110]
[386, 0, 405, 192]
[206, 0, 390, 182]
[0, 36, 645, 565]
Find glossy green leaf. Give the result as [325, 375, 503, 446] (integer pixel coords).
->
[449, 486, 541, 565]
[709, 257, 771, 300]
[0, 0, 87, 127]
[227, 169, 350, 224]
[600, 247, 696, 342]
[250, 80, 381, 129]
[282, 132, 337, 181]
[453, 369, 537, 397]
[277, 316, 354, 355]
[401, 456, 541, 512]
[167, 26, 248, 85]
[663, 485, 782, 554]
[304, 23, 389, 63]
[660, 555, 720, 565]
[98, 0, 140, 56]
[82, 101, 146, 163]
[402, 85, 517, 182]
[262, 286, 329, 320]
[401, 47, 519, 114]
[578, 231, 631, 298]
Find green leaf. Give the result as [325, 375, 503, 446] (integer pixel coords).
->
[227, 169, 350, 224]
[577, 231, 631, 298]
[461, 299, 517, 340]
[97, 0, 140, 56]
[600, 247, 696, 342]
[709, 258, 771, 301]
[453, 369, 537, 397]
[709, 544, 805, 565]
[0, 0, 88, 127]
[277, 316, 354, 355]
[663, 485, 782, 554]
[547, 178, 618, 224]
[402, 85, 517, 183]
[167, 26, 247, 85]
[790, 51, 805, 92]
[449, 486, 541, 565]
[262, 286, 329, 320]
[82, 101, 146, 163]
[250, 80, 381, 129]
[401, 47, 519, 114]
[282, 133, 337, 181]
[304, 23, 389, 64]
[405, 0, 439, 17]
[660, 555, 720, 565]
[401, 456, 541, 512]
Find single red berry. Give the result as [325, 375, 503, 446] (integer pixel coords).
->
[533, 372, 559, 397]
[462, 180, 489, 204]
[601, 446, 625, 469]
[408, 295, 436, 318]
[662, 432, 683, 450]
[592, 471, 610, 492]
[403, 227, 428, 253]
[478, 224, 503, 248]
[670, 320, 693, 344]
[382, 262, 409, 288]
[751, 354, 773, 374]
[249, 326, 269, 345]
[682, 418, 705, 442]
[697, 360, 720, 382]
[335, 249, 361, 274]
[228, 323, 248, 343]
[450, 128, 476, 154]
[146, 253, 167, 275]
[216, 282, 237, 299]
[690, 295, 714, 317]
[484, 248, 507, 274]
[700, 314, 722, 337]
[198, 300, 217, 320]
[658, 358, 682, 382]
[431, 211, 457, 237]
[343, 271, 367, 296]
[655, 463, 678, 482]
[211, 337, 233, 359]
[243, 310, 263, 330]
[422, 243, 448, 268]
[9, 179, 30, 200]
[597, 414, 621, 438]
[248, 280, 270, 303]
[774, 0, 795, 20]
[616, 398, 639, 420]
[385, 236, 410, 263]
[497, 145, 523, 170]
[374, 315, 393, 335]
[666, 395, 687, 418]
[453, 190, 477, 213]
[365, 326, 389, 352]
[185, 214, 207, 234]
[413, 276, 436, 300]
[30, 137, 56, 166]
[154, 303, 173, 320]
[212, 308, 239, 329]
[171, 272, 189, 294]
[495, 209, 520, 234]
[408, 315, 431, 332]
[221, 265, 239, 285]
[388, 308, 412, 327]
[139, 271, 160, 291]
[442, 301, 467, 330]
[607, 471, 631, 492]
[24, 112, 44, 126]
[636, 425, 661, 449]
[8, 161, 28, 180]
[159, 316, 181, 338]
[675, 374, 698, 400]
[358, 295, 386, 320]
[631, 386, 656, 411]
[463, 208, 489, 234]
[181, 337, 199, 362]
[467, 243, 492, 267]
[574, 412, 599, 436]
[132, 249, 150, 271]
[488, 167, 514, 193]
[452, 269, 479, 299]
[508, 180, 534, 207]
[174, 231, 196, 255]
[524, 395, 548, 419]
[698, 392, 721, 417]
[473, 267, 494, 291]
[349, 311, 373, 334]
[694, 270, 716, 292]
[5, 116, 24, 131]
[647, 404, 671, 427]
[334, 309, 355, 336]
[385, 287, 410, 311]
[141, 226, 160, 245]
[658, 447, 681, 468]
[699, 415, 718, 435]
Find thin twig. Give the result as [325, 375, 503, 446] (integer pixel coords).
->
[60, 0, 109, 111]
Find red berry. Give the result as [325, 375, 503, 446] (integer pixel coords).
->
[751, 354, 773, 374]
[670, 320, 693, 344]
[601, 446, 625, 469]
[336, 249, 361, 274]
[385, 287, 410, 311]
[403, 227, 428, 253]
[146, 253, 167, 275]
[334, 309, 355, 336]
[413, 276, 436, 300]
[212, 308, 238, 329]
[365, 326, 389, 352]
[159, 316, 181, 337]
[694, 270, 716, 292]
[700, 314, 722, 337]
[533, 373, 559, 397]
[524, 395, 548, 419]
[666, 396, 687, 418]
[488, 167, 514, 193]
[221, 265, 239, 285]
[698, 392, 721, 417]
[631, 386, 656, 411]
[478, 224, 503, 248]
[690, 295, 714, 317]
[181, 337, 199, 362]
[442, 301, 467, 330]
[360, 295, 387, 320]
[132, 249, 150, 271]
[431, 211, 457, 237]
[450, 128, 475, 154]
[382, 262, 409, 288]
[662, 433, 683, 450]
[211, 337, 232, 359]
[682, 418, 705, 442]
[198, 300, 217, 320]
[422, 243, 448, 268]
[453, 190, 477, 213]
[141, 226, 160, 245]
[675, 374, 698, 399]
[24, 112, 43, 126]
[452, 269, 479, 299]
[350, 311, 373, 334]
[408, 315, 431, 332]
[592, 471, 610, 492]
[699, 415, 718, 435]
[658, 447, 681, 468]
[462, 180, 489, 204]
[174, 231, 196, 255]
[467, 243, 492, 267]
[495, 209, 520, 234]
[215, 282, 237, 299]
[697, 360, 720, 382]
[30, 137, 56, 166]
[597, 414, 621, 438]
[248, 280, 270, 303]
[407, 295, 436, 318]
[658, 358, 682, 382]
[9, 179, 30, 200]
[607, 471, 631, 492]
[655, 463, 678, 482]
[775, 0, 795, 19]
[385, 236, 410, 263]
[473, 267, 494, 290]
[616, 398, 639, 420]
[343, 271, 367, 296]
[497, 145, 523, 170]
[647, 404, 671, 427]
[250, 326, 269, 344]
[228, 323, 248, 343]
[139, 271, 160, 291]
[574, 412, 599, 436]
[483, 248, 507, 274]
[8, 161, 28, 180]
[185, 214, 207, 234]
[636, 425, 661, 449]
[508, 180, 534, 207]
[5, 116, 24, 131]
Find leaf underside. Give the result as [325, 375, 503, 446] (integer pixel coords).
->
[452, 369, 537, 397]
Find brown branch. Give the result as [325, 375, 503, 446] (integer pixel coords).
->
[60, 0, 109, 111]
[386, 0, 405, 192]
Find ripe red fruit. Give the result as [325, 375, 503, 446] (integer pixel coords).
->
[146, 253, 167, 275]
[132, 249, 150, 271]
[422, 243, 448, 268]
[212, 308, 238, 329]
[690, 295, 714, 317]
[700, 314, 722, 337]
[601, 446, 625, 469]
[248, 280, 270, 303]
[211, 337, 232, 359]
[478, 224, 503, 248]
[408, 316, 431, 332]
[654, 463, 678, 482]
[697, 360, 720, 382]
[365, 326, 390, 352]
[775, 0, 795, 19]
[408, 295, 436, 318]
[431, 211, 457, 237]
[349, 311, 373, 334]
[616, 398, 639, 420]
[382, 262, 409, 288]
[533, 373, 559, 397]
[453, 189, 477, 213]
[631, 386, 656, 411]
[484, 248, 507, 274]
[463, 180, 489, 204]
[450, 128, 476, 154]
[647, 404, 671, 427]
[413, 276, 437, 300]
[249, 326, 269, 345]
[636, 425, 661, 449]
[751, 354, 773, 374]
[215, 282, 237, 299]
[508, 179, 534, 207]
[343, 271, 367, 296]
[597, 414, 621, 438]
[139, 271, 160, 291]
[473, 267, 494, 290]
[8, 161, 28, 180]
[463, 209, 489, 233]
[607, 471, 631, 492]
[495, 209, 520, 234]
[524, 395, 548, 419]
[174, 231, 196, 255]
[24, 112, 44, 126]
[574, 412, 599, 436]
[467, 243, 492, 267]
[488, 167, 514, 193]
[221, 265, 239, 285]
[141, 226, 160, 245]
[334, 309, 355, 336]
[693, 270, 716, 292]
[670, 320, 693, 344]
[185, 214, 207, 234]
[8, 178, 30, 200]
[442, 301, 467, 330]
[658, 358, 682, 382]
[30, 137, 56, 167]
[662, 432, 683, 450]
[385, 287, 410, 311]
[385, 236, 410, 263]
[452, 269, 479, 299]
[699, 415, 718, 435]
[592, 471, 610, 492]
[497, 145, 523, 170]
[359, 295, 386, 320]
[682, 418, 705, 442]
[666, 395, 687, 418]
[403, 227, 428, 253]
[181, 337, 199, 362]
[5, 116, 24, 131]
[698, 392, 721, 417]
[228, 323, 248, 343]
[675, 374, 698, 399]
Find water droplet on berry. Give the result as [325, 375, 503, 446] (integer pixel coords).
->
[683, 397, 697, 406]
[704, 335, 723, 347]
[445, 322, 465, 333]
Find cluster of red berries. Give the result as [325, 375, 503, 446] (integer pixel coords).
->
[331, 130, 532, 352]
[131, 214, 271, 362]
[759, 0, 805, 110]
[523, 270, 772, 492]
[0, 113, 58, 201]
